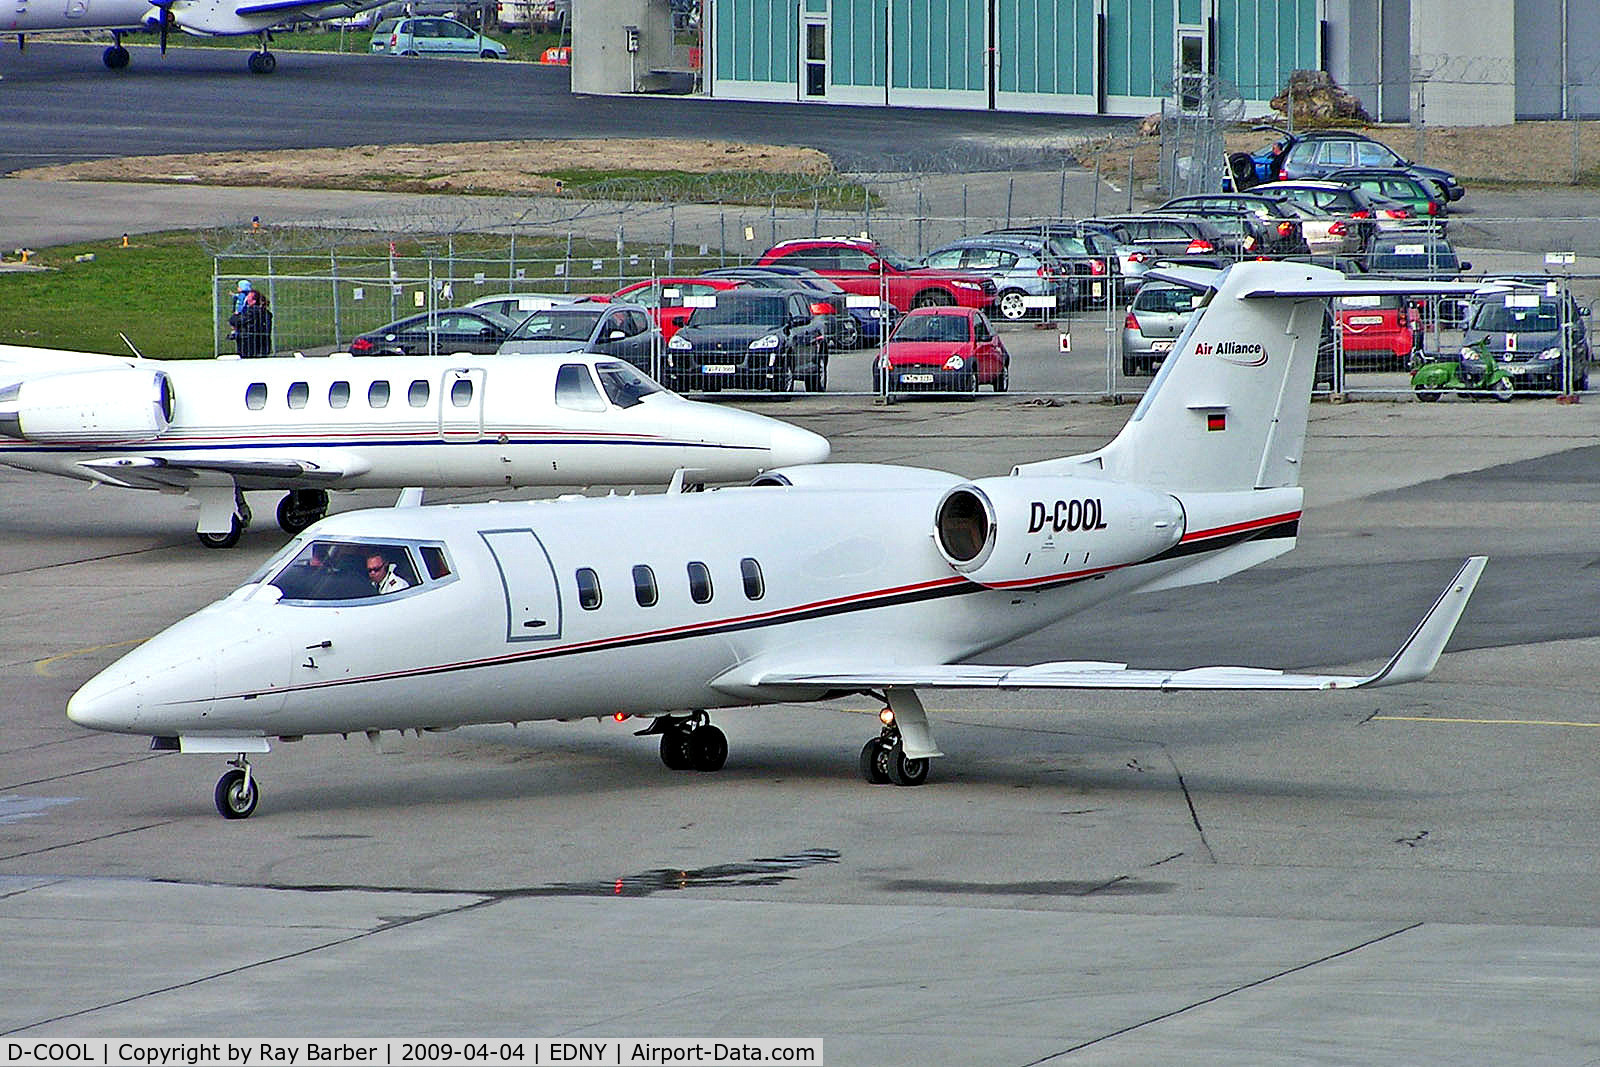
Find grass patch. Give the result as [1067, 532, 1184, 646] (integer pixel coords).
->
[536, 168, 873, 208]
[2, 230, 747, 359]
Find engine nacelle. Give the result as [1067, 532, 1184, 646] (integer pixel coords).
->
[0, 368, 174, 444]
[933, 475, 1185, 588]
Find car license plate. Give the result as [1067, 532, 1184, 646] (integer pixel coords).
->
[702, 365, 736, 375]
[1349, 315, 1384, 325]
[1151, 340, 1174, 352]
[900, 373, 935, 384]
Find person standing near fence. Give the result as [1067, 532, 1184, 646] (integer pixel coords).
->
[230, 289, 273, 358]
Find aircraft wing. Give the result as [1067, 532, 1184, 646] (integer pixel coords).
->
[77, 451, 367, 490]
[740, 557, 1486, 695]
[232, 0, 375, 18]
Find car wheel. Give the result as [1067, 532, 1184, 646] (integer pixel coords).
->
[993, 362, 1009, 393]
[911, 289, 955, 309]
[400, 49, 419, 56]
[960, 371, 979, 398]
[837, 318, 861, 350]
[805, 355, 828, 393]
[996, 289, 1029, 321]
[480, 49, 499, 58]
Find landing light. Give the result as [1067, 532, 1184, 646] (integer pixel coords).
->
[879, 707, 895, 727]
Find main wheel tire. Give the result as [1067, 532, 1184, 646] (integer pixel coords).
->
[214, 770, 258, 819]
[103, 45, 130, 69]
[996, 289, 1029, 321]
[197, 514, 243, 550]
[277, 489, 329, 534]
[911, 289, 955, 309]
[885, 743, 929, 787]
[689, 725, 728, 772]
[661, 730, 694, 771]
[859, 739, 891, 784]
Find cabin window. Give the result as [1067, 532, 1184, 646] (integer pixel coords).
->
[408, 379, 430, 407]
[368, 381, 390, 408]
[576, 567, 602, 610]
[245, 382, 267, 410]
[555, 363, 606, 412]
[632, 564, 658, 607]
[419, 545, 452, 580]
[450, 379, 474, 407]
[287, 381, 309, 410]
[740, 557, 764, 600]
[687, 561, 713, 604]
[329, 381, 351, 409]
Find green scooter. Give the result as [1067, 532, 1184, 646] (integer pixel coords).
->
[1411, 338, 1514, 403]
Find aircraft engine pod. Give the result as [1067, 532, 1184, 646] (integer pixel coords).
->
[933, 476, 1186, 587]
[0, 368, 174, 444]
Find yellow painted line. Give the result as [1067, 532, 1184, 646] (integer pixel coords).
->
[1374, 715, 1600, 728]
[34, 638, 145, 678]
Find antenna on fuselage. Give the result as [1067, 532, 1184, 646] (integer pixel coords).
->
[119, 333, 145, 359]
[395, 488, 425, 508]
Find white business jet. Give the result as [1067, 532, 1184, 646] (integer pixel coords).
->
[0, 345, 830, 547]
[4, 0, 383, 72]
[67, 262, 1489, 819]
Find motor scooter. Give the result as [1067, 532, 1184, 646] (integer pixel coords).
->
[1410, 339, 1514, 402]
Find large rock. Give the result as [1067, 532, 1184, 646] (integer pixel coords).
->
[1270, 70, 1372, 126]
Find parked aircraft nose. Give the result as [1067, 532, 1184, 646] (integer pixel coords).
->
[770, 422, 830, 467]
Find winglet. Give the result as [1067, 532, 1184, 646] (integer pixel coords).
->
[1350, 556, 1486, 688]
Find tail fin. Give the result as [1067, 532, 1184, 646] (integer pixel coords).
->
[1016, 262, 1479, 493]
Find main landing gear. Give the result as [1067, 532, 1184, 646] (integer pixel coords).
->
[103, 32, 131, 70]
[197, 491, 252, 549]
[214, 754, 260, 819]
[277, 489, 329, 534]
[247, 30, 277, 74]
[642, 712, 728, 773]
[859, 706, 930, 786]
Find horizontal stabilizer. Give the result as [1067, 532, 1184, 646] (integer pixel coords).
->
[752, 558, 1485, 694]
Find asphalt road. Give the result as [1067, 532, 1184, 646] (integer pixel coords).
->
[0, 41, 1121, 174]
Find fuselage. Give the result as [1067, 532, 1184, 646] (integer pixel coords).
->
[2, 0, 373, 35]
[66, 474, 1303, 740]
[0, 349, 829, 492]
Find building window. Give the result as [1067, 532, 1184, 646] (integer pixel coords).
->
[576, 567, 602, 610]
[633, 565, 658, 607]
[740, 557, 764, 600]
[687, 561, 713, 604]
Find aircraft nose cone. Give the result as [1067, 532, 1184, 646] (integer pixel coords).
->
[67, 667, 139, 734]
[771, 422, 830, 467]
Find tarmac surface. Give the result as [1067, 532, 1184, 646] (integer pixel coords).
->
[3, 396, 1600, 1063]
[3, 46, 1600, 1062]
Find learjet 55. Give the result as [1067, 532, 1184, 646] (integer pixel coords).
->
[0, 346, 830, 546]
[67, 262, 1488, 818]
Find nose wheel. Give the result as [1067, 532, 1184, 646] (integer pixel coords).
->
[214, 756, 260, 819]
[649, 712, 728, 772]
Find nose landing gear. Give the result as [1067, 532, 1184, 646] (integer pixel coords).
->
[214, 754, 259, 819]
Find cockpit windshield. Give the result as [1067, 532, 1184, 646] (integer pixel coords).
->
[594, 361, 662, 407]
[268, 539, 442, 602]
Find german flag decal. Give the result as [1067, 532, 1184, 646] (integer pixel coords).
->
[1207, 412, 1226, 432]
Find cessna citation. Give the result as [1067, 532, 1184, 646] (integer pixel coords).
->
[0, 345, 829, 547]
[4, 0, 383, 72]
[67, 262, 1488, 818]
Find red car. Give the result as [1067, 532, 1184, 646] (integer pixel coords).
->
[610, 277, 744, 341]
[873, 307, 1010, 394]
[757, 237, 997, 314]
[1333, 293, 1420, 369]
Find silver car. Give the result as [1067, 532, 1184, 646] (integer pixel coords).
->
[921, 238, 1069, 321]
[1121, 281, 1199, 376]
[497, 301, 663, 375]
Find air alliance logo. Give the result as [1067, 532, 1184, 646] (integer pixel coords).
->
[1194, 340, 1268, 367]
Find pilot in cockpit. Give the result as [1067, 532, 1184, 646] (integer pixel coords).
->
[366, 553, 411, 595]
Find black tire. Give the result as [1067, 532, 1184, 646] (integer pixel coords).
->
[1415, 389, 1441, 403]
[993, 362, 1010, 392]
[689, 725, 728, 772]
[837, 318, 861, 350]
[103, 45, 130, 70]
[197, 514, 243, 550]
[885, 743, 929, 787]
[911, 289, 955, 309]
[769, 362, 794, 393]
[276, 489, 329, 534]
[660, 730, 694, 771]
[859, 739, 890, 784]
[960, 371, 979, 398]
[804, 356, 828, 392]
[214, 770, 259, 819]
[1491, 377, 1514, 403]
[480, 49, 499, 58]
[996, 288, 1029, 321]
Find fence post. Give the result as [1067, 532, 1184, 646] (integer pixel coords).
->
[1005, 177, 1014, 228]
[212, 255, 221, 357]
[330, 251, 341, 352]
[916, 186, 925, 256]
[1092, 151, 1101, 216]
[1127, 155, 1135, 212]
[668, 205, 676, 275]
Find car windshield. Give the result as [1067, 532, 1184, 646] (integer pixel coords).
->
[873, 244, 917, 271]
[593, 361, 662, 407]
[1135, 286, 1199, 313]
[687, 295, 787, 326]
[894, 314, 969, 342]
[1369, 241, 1457, 271]
[1469, 299, 1562, 334]
[267, 539, 430, 602]
[508, 309, 603, 341]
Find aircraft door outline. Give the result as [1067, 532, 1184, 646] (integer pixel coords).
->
[440, 366, 487, 442]
[480, 528, 563, 642]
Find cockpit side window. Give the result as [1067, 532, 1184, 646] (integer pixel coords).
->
[270, 539, 434, 602]
[555, 363, 607, 412]
[594, 361, 662, 408]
